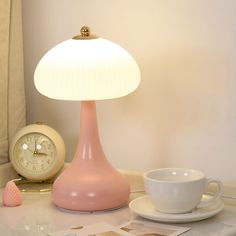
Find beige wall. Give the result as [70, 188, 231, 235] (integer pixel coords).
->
[22, 0, 236, 185]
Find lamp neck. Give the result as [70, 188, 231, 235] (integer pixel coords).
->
[79, 101, 99, 139]
[73, 101, 105, 162]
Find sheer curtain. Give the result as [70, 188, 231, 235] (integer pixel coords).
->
[0, 0, 25, 164]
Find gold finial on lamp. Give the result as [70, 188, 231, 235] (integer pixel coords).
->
[80, 25, 90, 37]
[73, 25, 98, 40]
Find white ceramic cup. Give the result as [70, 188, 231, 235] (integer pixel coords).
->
[144, 168, 223, 214]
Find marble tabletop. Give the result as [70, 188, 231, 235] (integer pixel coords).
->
[1, 189, 236, 236]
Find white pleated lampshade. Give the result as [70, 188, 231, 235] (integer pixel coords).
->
[34, 30, 140, 101]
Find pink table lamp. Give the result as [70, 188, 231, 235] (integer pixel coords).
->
[34, 26, 140, 211]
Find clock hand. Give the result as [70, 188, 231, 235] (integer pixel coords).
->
[33, 152, 48, 156]
[34, 139, 43, 154]
[27, 148, 34, 153]
[34, 140, 37, 153]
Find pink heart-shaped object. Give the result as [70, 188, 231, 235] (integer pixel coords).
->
[2, 181, 22, 207]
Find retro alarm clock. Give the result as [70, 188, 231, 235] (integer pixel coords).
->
[10, 122, 65, 182]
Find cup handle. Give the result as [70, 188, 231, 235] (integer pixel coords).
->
[197, 178, 223, 209]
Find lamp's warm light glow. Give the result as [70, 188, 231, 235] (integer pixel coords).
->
[34, 38, 140, 101]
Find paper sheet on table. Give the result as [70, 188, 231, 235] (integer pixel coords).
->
[47, 222, 131, 236]
[48, 220, 190, 236]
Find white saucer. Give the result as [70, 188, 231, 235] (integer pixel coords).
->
[129, 195, 224, 223]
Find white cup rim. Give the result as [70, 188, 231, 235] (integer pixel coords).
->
[144, 168, 205, 183]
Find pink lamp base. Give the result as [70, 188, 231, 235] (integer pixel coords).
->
[52, 101, 130, 211]
[52, 164, 130, 211]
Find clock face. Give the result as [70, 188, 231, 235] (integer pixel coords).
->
[12, 132, 57, 180]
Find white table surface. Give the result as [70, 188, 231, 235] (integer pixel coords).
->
[1, 189, 236, 236]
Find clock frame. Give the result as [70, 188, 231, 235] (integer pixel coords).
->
[10, 123, 65, 181]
